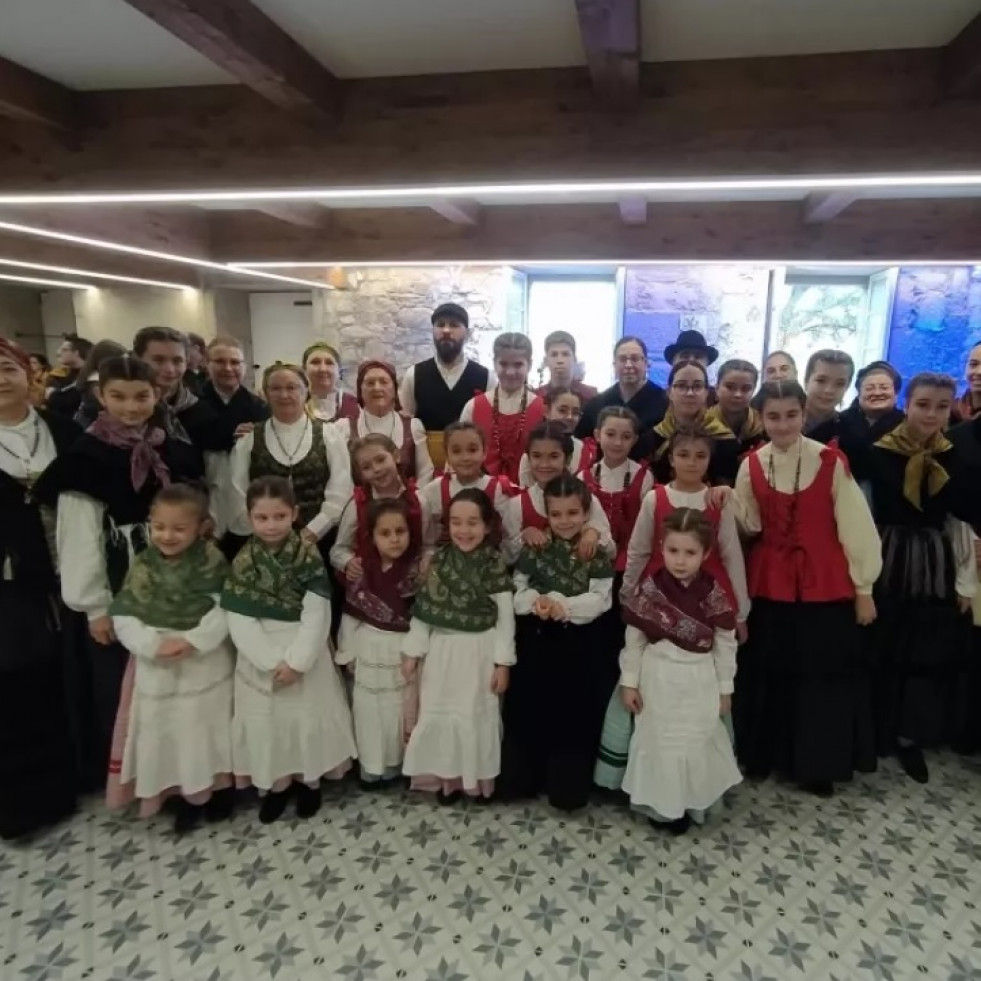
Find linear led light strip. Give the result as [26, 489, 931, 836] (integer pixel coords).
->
[3, 173, 981, 206]
[0, 257, 188, 290]
[232, 258, 981, 269]
[0, 220, 333, 290]
[0, 271, 98, 289]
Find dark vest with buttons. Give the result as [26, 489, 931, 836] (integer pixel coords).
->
[413, 358, 489, 431]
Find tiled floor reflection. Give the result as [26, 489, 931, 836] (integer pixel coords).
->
[3, 753, 981, 980]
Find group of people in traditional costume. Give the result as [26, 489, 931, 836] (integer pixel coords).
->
[3, 299, 981, 842]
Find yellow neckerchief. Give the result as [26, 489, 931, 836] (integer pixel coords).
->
[653, 408, 736, 458]
[705, 404, 764, 442]
[874, 420, 951, 510]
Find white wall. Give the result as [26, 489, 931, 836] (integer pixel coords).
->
[40, 291, 78, 362]
[249, 291, 314, 377]
[0, 285, 44, 352]
[72, 286, 215, 345]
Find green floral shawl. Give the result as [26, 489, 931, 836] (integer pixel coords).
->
[221, 532, 331, 622]
[109, 538, 229, 630]
[516, 536, 614, 597]
[413, 543, 512, 633]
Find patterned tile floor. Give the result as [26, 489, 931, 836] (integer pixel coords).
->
[3, 753, 981, 981]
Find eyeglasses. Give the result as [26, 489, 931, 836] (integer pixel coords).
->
[671, 382, 707, 394]
[616, 355, 646, 366]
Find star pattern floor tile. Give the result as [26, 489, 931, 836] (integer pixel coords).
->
[3, 753, 981, 980]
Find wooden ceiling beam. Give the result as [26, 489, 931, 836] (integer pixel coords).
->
[573, 0, 640, 105]
[943, 10, 981, 97]
[120, 0, 340, 118]
[802, 191, 858, 224]
[254, 203, 330, 228]
[0, 55, 77, 130]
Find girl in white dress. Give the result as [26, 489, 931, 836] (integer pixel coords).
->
[402, 488, 515, 803]
[223, 476, 356, 823]
[109, 485, 234, 834]
[335, 497, 421, 786]
[620, 507, 742, 835]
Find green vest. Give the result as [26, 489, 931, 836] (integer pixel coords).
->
[250, 419, 330, 529]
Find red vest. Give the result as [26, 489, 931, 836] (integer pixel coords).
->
[643, 484, 737, 609]
[472, 391, 545, 483]
[349, 414, 416, 481]
[582, 462, 648, 571]
[437, 474, 516, 546]
[354, 481, 422, 558]
[576, 437, 598, 475]
[746, 446, 854, 602]
[519, 488, 549, 532]
[332, 392, 360, 424]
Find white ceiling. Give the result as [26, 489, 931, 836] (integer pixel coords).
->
[0, 0, 977, 88]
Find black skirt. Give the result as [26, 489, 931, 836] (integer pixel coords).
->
[870, 525, 972, 750]
[733, 598, 876, 784]
[499, 614, 609, 810]
[0, 584, 78, 839]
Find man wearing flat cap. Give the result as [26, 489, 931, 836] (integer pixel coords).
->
[399, 302, 496, 472]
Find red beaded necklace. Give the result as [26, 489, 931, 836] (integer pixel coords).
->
[492, 385, 529, 471]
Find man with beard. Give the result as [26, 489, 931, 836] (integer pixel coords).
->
[576, 336, 668, 461]
[399, 302, 496, 472]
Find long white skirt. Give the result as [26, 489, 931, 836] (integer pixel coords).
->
[402, 626, 502, 794]
[122, 643, 234, 801]
[338, 615, 409, 779]
[623, 639, 742, 820]
[233, 624, 356, 790]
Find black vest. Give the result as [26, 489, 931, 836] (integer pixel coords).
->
[414, 358, 489, 430]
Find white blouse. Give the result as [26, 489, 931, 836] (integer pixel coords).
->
[309, 393, 339, 422]
[513, 569, 614, 625]
[226, 416, 353, 539]
[335, 410, 434, 487]
[619, 623, 738, 694]
[0, 407, 56, 481]
[623, 485, 750, 622]
[460, 385, 539, 424]
[227, 593, 330, 674]
[502, 483, 615, 566]
[733, 437, 883, 595]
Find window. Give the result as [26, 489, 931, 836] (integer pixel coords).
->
[526, 277, 618, 390]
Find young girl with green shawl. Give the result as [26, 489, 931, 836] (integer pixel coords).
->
[223, 476, 356, 823]
[499, 474, 615, 812]
[401, 488, 516, 803]
[108, 485, 234, 834]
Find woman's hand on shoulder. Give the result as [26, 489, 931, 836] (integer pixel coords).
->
[345, 557, 364, 582]
[707, 485, 733, 510]
[576, 527, 599, 561]
[521, 527, 549, 550]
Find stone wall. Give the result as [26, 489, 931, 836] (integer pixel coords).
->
[886, 266, 981, 390]
[312, 265, 515, 379]
[622, 266, 771, 387]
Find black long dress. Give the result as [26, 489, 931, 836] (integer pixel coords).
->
[0, 411, 81, 838]
[865, 438, 973, 752]
[47, 430, 203, 788]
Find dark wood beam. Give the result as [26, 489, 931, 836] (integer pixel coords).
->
[0, 55, 76, 129]
[210, 199, 981, 265]
[573, 0, 640, 105]
[944, 10, 981, 96]
[430, 200, 482, 226]
[802, 191, 858, 224]
[120, 0, 340, 118]
[254, 204, 329, 228]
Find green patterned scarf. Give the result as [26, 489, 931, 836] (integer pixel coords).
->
[413, 543, 512, 633]
[516, 536, 614, 597]
[221, 531, 331, 622]
[110, 538, 229, 630]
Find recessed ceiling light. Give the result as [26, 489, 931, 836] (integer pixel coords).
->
[0, 257, 188, 290]
[0, 271, 96, 289]
[2, 173, 981, 206]
[0, 220, 333, 290]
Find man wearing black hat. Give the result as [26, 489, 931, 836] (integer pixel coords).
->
[399, 302, 496, 472]
[663, 329, 720, 407]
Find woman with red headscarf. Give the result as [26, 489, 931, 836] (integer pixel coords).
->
[336, 361, 434, 487]
[0, 338, 83, 838]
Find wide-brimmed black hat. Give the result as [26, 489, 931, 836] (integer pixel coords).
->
[664, 329, 719, 365]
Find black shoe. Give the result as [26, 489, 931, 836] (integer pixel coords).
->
[173, 799, 205, 836]
[437, 790, 462, 806]
[649, 814, 691, 836]
[897, 746, 929, 784]
[800, 780, 834, 798]
[205, 788, 235, 823]
[258, 789, 291, 824]
[295, 783, 322, 819]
